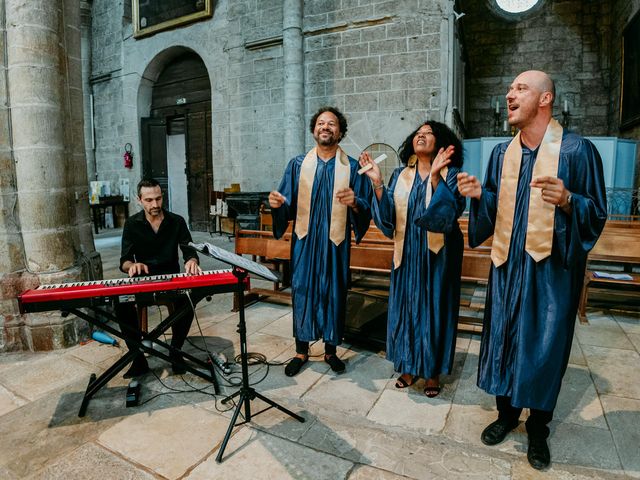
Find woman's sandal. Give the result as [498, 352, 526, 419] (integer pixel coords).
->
[424, 384, 441, 398]
[395, 374, 417, 389]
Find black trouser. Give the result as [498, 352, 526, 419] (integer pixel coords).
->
[115, 298, 194, 356]
[295, 339, 337, 356]
[497, 395, 553, 439]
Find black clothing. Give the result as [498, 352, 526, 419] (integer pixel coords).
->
[496, 395, 553, 439]
[295, 339, 336, 355]
[119, 209, 198, 275]
[116, 209, 199, 371]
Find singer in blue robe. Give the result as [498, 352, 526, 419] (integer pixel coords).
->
[272, 154, 371, 344]
[469, 132, 607, 412]
[372, 167, 465, 382]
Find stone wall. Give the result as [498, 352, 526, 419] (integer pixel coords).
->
[301, 0, 449, 157]
[462, 0, 613, 137]
[88, 0, 454, 194]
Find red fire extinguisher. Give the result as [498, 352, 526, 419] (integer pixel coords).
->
[124, 143, 133, 169]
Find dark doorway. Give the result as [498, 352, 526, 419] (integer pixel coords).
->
[140, 51, 212, 231]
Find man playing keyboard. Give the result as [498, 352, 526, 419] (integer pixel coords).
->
[117, 178, 201, 378]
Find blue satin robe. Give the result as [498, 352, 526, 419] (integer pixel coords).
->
[272, 153, 372, 344]
[469, 132, 607, 411]
[372, 167, 465, 378]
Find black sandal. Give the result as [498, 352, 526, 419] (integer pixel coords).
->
[395, 375, 417, 389]
[284, 356, 308, 377]
[324, 354, 346, 373]
[424, 384, 441, 398]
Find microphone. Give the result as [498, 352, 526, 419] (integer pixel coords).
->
[358, 153, 387, 174]
[92, 330, 119, 346]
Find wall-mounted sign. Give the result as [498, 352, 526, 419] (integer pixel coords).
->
[133, 0, 213, 39]
[176, 97, 187, 105]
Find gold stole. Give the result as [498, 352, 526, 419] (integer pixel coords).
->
[392, 162, 448, 269]
[491, 118, 563, 267]
[295, 147, 350, 246]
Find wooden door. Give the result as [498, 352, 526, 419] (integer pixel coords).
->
[185, 110, 212, 231]
[140, 117, 168, 194]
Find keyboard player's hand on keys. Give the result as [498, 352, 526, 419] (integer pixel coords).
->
[185, 258, 202, 275]
[128, 262, 149, 277]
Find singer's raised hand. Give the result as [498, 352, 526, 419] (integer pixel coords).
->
[269, 190, 287, 209]
[431, 145, 454, 188]
[457, 172, 482, 199]
[358, 151, 383, 186]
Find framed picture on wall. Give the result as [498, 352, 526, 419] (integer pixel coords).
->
[620, 10, 640, 129]
[133, 0, 213, 39]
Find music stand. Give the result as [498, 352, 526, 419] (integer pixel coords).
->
[189, 242, 305, 463]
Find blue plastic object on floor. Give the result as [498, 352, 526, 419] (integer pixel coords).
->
[92, 330, 118, 346]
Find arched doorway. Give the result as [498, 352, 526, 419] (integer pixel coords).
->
[140, 51, 212, 231]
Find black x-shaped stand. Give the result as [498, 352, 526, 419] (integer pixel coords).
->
[69, 286, 227, 417]
[188, 242, 305, 463]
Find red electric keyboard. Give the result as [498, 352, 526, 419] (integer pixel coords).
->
[18, 269, 249, 313]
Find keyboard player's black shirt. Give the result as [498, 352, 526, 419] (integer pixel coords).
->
[119, 209, 199, 276]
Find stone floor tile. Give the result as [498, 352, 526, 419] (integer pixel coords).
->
[611, 313, 640, 335]
[628, 333, 640, 352]
[0, 354, 95, 401]
[0, 379, 127, 478]
[347, 464, 419, 480]
[555, 365, 607, 429]
[582, 345, 640, 398]
[302, 350, 394, 417]
[257, 311, 294, 339]
[575, 321, 635, 350]
[246, 345, 332, 401]
[366, 388, 452, 434]
[549, 422, 622, 472]
[68, 340, 121, 367]
[98, 403, 230, 479]
[0, 351, 51, 373]
[600, 395, 640, 477]
[0, 383, 27, 417]
[569, 335, 588, 366]
[241, 331, 295, 362]
[298, 415, 511, 479]
[25, 442, 156, 480]
[185, 426, 354, 480]
[510, 460, 628, 479]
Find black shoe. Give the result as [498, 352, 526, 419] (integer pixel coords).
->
[480, 418, 519, 446]
[170, 353, 187, 375]
[123, 356, 149, 378]
[284, 356, 308, 377]
[324, 354, 345, 374]
[527, 436, 550, 470]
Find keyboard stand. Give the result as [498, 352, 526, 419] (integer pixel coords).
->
[68, 288, 222, 417]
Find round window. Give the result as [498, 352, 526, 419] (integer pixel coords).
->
[489, 0, 545, 20]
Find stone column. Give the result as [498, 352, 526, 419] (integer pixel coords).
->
[1, 0, 95, 351]
[80, 0, 96, 182]
[283, 0, 304, 159]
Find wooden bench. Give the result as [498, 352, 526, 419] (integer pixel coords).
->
[234, 217, 493, 317]
[578, 221, 640, 322]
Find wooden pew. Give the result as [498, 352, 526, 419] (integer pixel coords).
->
[234, 219, 493, 317]
[578, 221, 640, 322]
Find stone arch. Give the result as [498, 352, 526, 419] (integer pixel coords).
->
[137, 47, 213, 231]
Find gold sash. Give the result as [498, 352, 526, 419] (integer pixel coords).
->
[295, 147, 351, 246]
[491, 118, 563, 267]
[393, 164, 448, 269]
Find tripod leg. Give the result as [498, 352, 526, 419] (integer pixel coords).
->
[254, 391, 305, 423]
[222, 389, 241, 405]
[216, 392, 247, 463]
